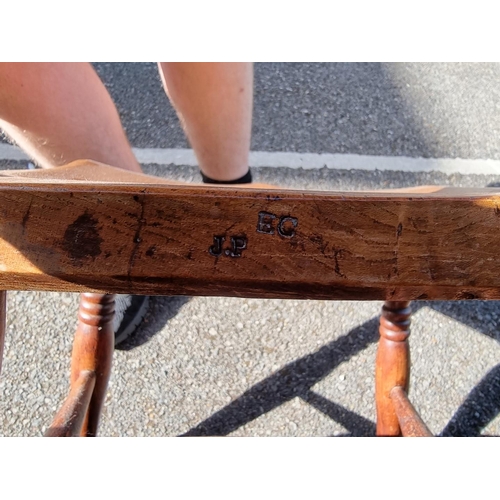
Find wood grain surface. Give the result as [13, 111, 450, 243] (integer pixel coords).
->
[375, 301, 411, 436]
[44, 370, 96, 437]
[70, 293, 115, 436]
[390, 386, 433, 437]
[1, 161, 500, 300]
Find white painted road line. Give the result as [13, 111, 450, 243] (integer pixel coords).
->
[1, 143, 500, 175]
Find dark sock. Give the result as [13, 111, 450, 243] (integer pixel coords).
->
[201, 169, 252, 184]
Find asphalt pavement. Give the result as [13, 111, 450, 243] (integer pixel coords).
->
[0, 63, 499, 436]
[93, 62, 500, 158]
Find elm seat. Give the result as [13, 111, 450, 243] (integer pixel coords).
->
[0, 159, 499, 436]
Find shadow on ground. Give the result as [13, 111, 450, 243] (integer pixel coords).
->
[115, 295, 191, 351]
[441, 363, 500, 437]
[182, 301, 500, 437]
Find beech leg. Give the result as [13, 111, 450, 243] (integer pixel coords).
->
[45, 370, 96, 437]
[390, 386, 432, 437]
[375, 300, 411, 436]
[70, 293, 115, 437]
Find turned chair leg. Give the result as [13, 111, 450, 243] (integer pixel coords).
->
[45, 293, 115, 437]
[375, 300, 411, 436]
[72, 293, 115, 436]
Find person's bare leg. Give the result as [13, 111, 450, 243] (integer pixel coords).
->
[0, 63, 141, 172]
[158, 62, 252, 182]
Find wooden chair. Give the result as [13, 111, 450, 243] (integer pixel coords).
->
[0, 160, 498, 436]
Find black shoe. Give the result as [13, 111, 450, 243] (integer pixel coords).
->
[113, 295, 150, 346]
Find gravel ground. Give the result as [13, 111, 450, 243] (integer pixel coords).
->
[1, 163, 499, 437]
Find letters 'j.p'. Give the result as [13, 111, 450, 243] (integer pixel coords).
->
[209, 235, 247, 258]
